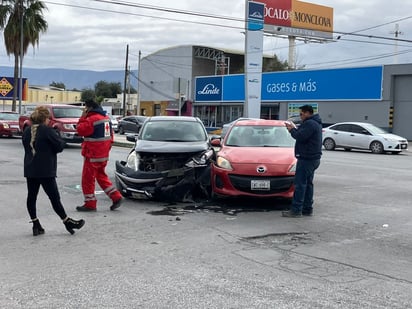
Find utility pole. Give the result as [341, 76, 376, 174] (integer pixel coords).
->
[18, 0, 24, 113]
[127, 65, 131, 113]
[137, 50, 141, 115]
[122, 44, 129, 117]
[178, 77, 181, 116]
[390, 24, 403, 64]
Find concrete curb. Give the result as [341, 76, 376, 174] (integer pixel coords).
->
[113, 141, 134, 148]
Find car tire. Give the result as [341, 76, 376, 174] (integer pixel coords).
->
[119, 126, 125, 135]
[370, 141, 384, 154]
[323, 138, 335, 150]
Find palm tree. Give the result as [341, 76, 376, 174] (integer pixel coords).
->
[0, 0, 48, 111]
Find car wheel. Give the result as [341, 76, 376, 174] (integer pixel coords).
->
[119, 126, 125, 135]
[323, 138, 335, 150]
[370, 141, 384, 154]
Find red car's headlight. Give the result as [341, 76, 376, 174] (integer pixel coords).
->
[216, 156, 233, 170]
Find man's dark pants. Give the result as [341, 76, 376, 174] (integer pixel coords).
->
[290, 158, 320, 214]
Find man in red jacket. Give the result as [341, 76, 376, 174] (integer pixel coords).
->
[76, 100, 123, 212]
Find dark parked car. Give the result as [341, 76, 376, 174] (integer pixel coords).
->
[115, 116, 215, 202]
[0, 111, 21, 137]
[117, 116, 147, 134]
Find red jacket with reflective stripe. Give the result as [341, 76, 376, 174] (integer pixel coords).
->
[77, 108, 113, 160]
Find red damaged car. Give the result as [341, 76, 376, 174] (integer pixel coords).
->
[0, 111, 21, 137]
[211, 119, 296, 200]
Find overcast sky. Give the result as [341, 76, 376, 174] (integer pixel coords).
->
[1, 0, 411, 72]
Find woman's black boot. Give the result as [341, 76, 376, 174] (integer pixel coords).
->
[32, 219, 45, 236]
[64, 218, 85, 235]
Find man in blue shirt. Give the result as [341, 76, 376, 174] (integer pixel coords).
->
[283, 105, 322, 217]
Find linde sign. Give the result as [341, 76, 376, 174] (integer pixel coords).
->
[198, 84, 220, 95]
[195, 76, 222, 102]
[255, 0, 333, 38]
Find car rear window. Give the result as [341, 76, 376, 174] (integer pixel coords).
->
[0, 113, 19, 120]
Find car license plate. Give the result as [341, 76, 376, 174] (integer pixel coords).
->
[251, 180, 270, 190]
[131, 192, 149, 199]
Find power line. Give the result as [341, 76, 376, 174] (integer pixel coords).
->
[46, 1, 412, 45]
[45, 1, 244, 30]
[89, 0, 243, 23]
[336, 15, 412, 38]
[44, 0, 412, 68]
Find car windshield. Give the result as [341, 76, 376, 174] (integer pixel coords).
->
[140, 120, 207, 142]
[53, 107, 83, 118]
[362, 123, 387, 134]
[0, 112, 19, 120]
[226, 125, 295, 147]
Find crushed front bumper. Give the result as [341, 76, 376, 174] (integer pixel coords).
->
[115, 160, 211, 202]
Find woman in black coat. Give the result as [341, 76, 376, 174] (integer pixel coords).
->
[22, 106, 85, 236]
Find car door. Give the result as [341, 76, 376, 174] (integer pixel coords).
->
[328, 124, 353, 147]
[123, 117, 136, 133]
[128, 118, 139, 133]
[347, 124, 373, 149]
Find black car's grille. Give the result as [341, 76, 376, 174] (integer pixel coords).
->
[228, 174, 294, 195]
[139, 152, 199, 172]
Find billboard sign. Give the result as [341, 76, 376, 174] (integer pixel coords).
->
[0, 77, 28, 100]
[261, 66, 383, 101]
[194, 66, 383, 103]
[195, 76, 222, 102]
[244, 1, 265, 118]
[255, 0, 333, 39]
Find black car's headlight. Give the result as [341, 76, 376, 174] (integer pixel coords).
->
[126, 151, 140, 171]
[185, 149, 214, 167]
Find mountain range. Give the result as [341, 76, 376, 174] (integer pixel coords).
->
[0, 66, 128, 90]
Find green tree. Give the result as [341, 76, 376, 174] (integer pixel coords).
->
[81, 88, 95, 103]
[0, 0, 48, 112]
[50, 81, 65, 89]
[94, 80, 122, 98]
[262, 54, 289, 72]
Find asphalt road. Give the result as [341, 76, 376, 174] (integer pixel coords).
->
[1, 136, 412, 309]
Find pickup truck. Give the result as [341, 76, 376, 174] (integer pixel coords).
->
[19, 104, 84, 144]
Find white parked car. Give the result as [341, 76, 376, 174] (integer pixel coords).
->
[322, 122, 408, 154]
[109, 114, 119, 133]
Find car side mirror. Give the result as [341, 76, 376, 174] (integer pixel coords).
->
[211, 138, 221, 147]
[126, 133, 138, 142]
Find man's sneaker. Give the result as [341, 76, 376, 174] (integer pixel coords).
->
[76, 205, 96, 212]
[110, 198, 123, 211]
[281, 210, 302, 218]
[302, 211, 313, 216]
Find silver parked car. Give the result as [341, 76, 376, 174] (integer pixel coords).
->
[322, 122, 408, 154]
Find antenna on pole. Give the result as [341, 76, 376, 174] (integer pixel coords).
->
[390, 24, 403, 64]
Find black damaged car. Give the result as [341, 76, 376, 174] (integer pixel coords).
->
[115, 116, 215, 202]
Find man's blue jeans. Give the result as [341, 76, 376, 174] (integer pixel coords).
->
[290, 158, 320, 214]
